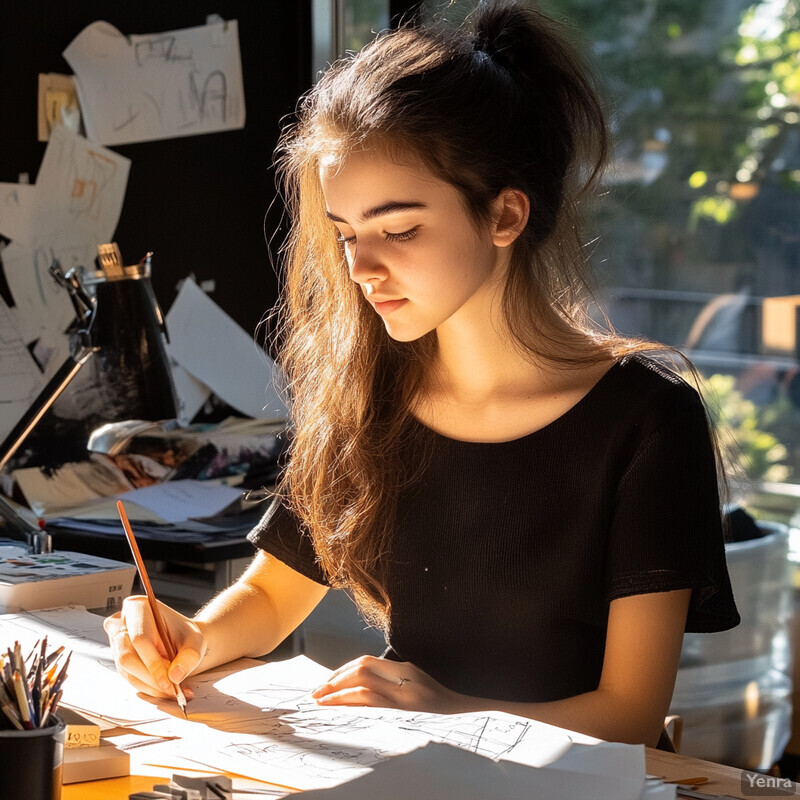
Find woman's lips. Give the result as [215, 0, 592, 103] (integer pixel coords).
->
[373, 298, 408, 314]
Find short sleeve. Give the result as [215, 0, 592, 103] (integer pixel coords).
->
[605, 404, 740, 633]
[248, 497, 329, 585]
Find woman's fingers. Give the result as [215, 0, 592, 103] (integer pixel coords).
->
[105, 606, 171, 695]
[116, 660, 174, 699]
[320, 655, 398, 687]
[311, 656, 414, 708]
[311, 655, 464, 713]
[314, 685, 397, 707]
[104, 596, 204, 700]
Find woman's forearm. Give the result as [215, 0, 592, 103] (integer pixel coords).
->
[462, 687, 665, 748]
[192, 551, 328, 673]
[192, 580, 284, 670]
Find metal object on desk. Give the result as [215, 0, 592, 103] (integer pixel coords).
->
[27, 521, 53, 554]
[129, 773, 233, 800]
[82, 244, 177, 427]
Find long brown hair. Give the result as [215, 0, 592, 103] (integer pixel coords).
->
[273, 1, 689, 628]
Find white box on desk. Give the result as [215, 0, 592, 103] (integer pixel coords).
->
[0, 550, 135, 614]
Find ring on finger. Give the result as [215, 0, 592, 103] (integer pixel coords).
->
[398, 677, 410, 687]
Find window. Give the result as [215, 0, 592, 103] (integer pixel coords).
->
[421, 0, 800, 512]
[312, 0, 391, 76]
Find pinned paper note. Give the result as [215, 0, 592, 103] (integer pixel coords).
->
[0, 125, 129, 348]
[166, 278, 287, 420]
[0, 300, 44, 443]
[32, 124, 130, 247]
[0, 125, 131, 446]
[0, 182, 36, 242]
[64, 19, 246, 146]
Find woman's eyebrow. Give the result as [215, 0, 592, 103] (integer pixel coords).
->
[326, 201, 427, 224]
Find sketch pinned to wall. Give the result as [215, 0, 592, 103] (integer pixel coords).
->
[0, 125, 130, 445]
[31, 124, 130, 249]
[0, 124, 129, 346]
[0, 301, 42, 441]
[0, 182, 36, 244]
[63, 19, 246, 146]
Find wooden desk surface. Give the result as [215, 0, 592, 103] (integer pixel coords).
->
[61, 748, 765, 799]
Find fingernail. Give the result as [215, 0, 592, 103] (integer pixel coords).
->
[170, 666, 186, 682]
[158, 677, 171, 692]
[310, 685, 324, 697]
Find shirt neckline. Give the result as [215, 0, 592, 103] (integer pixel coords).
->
[411, 358, 624, 446]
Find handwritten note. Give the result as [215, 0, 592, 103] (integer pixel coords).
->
[64, 19, 246, 146]
[0, 240, 79, 346]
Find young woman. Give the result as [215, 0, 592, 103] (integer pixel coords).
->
[105, 0, 738, 749]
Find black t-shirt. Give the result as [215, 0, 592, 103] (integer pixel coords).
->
[249, 356, 739, 703]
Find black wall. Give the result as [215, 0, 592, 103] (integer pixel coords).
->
[1, 1, 312, 339]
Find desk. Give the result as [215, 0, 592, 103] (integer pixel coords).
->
[61, 749, 761, 799]
[47, 510, 262, 614]
[46, 512, 262, 565]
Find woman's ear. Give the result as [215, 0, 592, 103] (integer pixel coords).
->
[491, 188, 530, 248]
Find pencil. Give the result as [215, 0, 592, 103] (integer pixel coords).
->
[116, 500, 188, 718]
[0, 639, 69, 729]
[12, 671, 33, 728]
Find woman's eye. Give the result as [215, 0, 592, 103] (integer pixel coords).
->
[385, 227, 419, 243]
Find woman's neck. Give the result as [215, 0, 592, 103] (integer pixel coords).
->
[429, 316, 548, 406]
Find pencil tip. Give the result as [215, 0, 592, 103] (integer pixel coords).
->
[175, 686, 188, 718]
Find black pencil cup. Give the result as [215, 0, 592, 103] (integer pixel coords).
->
[0, 715, 66, 799]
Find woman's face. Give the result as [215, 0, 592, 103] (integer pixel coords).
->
[319, 149, 511, 342]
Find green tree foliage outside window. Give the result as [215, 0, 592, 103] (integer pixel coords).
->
[425, 0, 800, 485]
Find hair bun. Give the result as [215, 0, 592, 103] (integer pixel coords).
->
[471, 0, 528, 70]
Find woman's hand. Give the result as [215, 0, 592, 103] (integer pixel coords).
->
[104, 595, 207, 702]
[311, 656, 468, 714]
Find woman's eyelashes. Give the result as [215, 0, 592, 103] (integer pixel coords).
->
[385, 226, 419, 242]
[336, 226, 420, 245]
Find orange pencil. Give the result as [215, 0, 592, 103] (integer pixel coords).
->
[116, 500, 187, 718]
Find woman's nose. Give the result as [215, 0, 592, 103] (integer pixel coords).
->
[347, 241, 388, 285]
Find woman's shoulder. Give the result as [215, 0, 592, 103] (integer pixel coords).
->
[597, 353, 708, 429]
[613, 353, 703, 398]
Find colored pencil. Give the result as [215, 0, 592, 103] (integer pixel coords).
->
[116, 500, 188, 718]
[0, 639, 70, 729]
